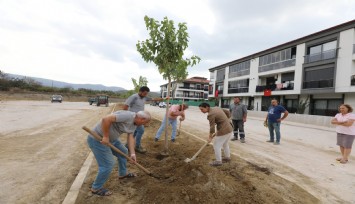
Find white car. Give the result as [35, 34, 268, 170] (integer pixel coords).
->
[158, 102, 167, 108]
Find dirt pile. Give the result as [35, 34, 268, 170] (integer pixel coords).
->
[76, 119, 319, 204]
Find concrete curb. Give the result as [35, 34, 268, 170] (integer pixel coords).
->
[62, 152, 93, 204]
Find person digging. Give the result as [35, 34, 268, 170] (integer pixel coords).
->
[87, 110, 151, 196]
[199, 103, 233, 166]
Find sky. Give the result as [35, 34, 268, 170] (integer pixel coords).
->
[0, 0, 354, 92]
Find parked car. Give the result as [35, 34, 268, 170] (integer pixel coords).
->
[51, 95, 63, 103]
[150, 101, 159, 106]
[158, 102, 167, 108]
[88, 95, 109, 107]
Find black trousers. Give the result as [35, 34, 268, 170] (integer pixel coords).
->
[232, 119, 245, 139]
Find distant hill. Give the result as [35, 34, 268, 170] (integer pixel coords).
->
[7, 73, 126, 92]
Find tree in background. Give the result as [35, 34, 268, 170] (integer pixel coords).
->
[132, 76, 148, 93]
[137, 15, 200, 152]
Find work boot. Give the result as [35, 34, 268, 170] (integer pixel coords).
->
[154, 138, 159, 142]
[135, 146, 147, 154]
[240, 138, 245, 143]
[231, 137, 238, 141]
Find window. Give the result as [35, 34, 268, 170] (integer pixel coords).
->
[228, 79, 249, 93]
[306, 40, 337, 63]
[311, 99, 342, 116]
[303, 67, 334, 89]
[229, 61, 250, 78]
[258, 47, 297, 72]
[216, 69, 225, 82]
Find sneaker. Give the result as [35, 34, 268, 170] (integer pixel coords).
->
[231, 137, 238, 141]
[154, 138, 159, 142]
[240, 138, 245, 143]
[171, 139, 175, 142]
[274, 142, 280, 145]
[209, 161, 222, 166]
[266, 140, 274, 143]
[135, 146, 147, 153]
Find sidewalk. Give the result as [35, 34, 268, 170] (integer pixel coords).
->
[145, 105, 355, 204]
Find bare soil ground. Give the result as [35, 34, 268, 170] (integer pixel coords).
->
[76, 106, 319, 204]
[0, 100, 112, 204]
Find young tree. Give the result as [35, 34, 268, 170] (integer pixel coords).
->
[137, 15, 200, 152]
[132, 76, 148, 93]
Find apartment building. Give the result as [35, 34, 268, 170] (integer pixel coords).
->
[209, 19, 355, 116]
[160, 77, 209, 101]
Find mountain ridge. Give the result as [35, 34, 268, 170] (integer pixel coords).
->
[7, 73, 126, 92]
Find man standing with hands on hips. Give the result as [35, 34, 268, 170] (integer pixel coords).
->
[230, 97, 248, 143]
[265, 99, 288, 145]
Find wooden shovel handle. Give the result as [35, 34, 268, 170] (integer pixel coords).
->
[82, 126, 151, 175]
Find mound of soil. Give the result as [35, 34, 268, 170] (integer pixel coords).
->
[76, 118, 319, 204]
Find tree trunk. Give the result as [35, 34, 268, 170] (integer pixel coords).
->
[164, 80, 171, 152]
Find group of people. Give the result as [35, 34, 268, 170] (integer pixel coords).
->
[86, 86, 355, 196]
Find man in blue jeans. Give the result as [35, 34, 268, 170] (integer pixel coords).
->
[124, 86, 162, 153]
[87, 110, 151, 196]
[265, 99, 288, 145]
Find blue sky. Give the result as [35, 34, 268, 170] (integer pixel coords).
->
[0, 0, 354, 91]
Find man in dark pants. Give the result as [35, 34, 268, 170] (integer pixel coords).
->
[229, 97, 248, 143]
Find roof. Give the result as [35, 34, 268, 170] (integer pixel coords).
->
[160, 76, 209, 86]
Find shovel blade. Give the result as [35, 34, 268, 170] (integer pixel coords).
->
[184, 158, 192, 163]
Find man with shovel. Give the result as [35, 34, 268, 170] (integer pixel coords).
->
[87, 110, 151, 196]
[199, 103, 233, 166]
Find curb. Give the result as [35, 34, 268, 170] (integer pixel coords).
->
[62, 152, 93, 204]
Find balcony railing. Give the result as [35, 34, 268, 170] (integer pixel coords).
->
[255, 83, 294, 92]
[302, 79, 333, 89]
[304, 49, 336, 63]
[258, 59, 296, 73]
[228, 87, 249, 94]
[178, 86, 208, 91]
[175, 94, 206, 99]
[228, 69, 250, 78]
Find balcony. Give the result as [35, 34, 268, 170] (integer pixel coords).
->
[175, 94, 206, 99]
[228, 87, 249, 94]
[353, 44, 355, 54]
[302, 79, 333, 89]
[351, 75, 355, 86]
[228, 69, 250, 78]
[258, 59, 296, 73]
[178, 86, 208, 91]
[304, 49, 336, 63]
[255, 83, 294, 92]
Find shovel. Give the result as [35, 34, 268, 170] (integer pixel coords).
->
[82, 126, 152, 176]
[184, 133, 215, 163]
[177, 120, 182, 136]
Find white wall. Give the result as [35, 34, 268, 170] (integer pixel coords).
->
[335, 28, 355, 92]
[294, 43, 305, 92]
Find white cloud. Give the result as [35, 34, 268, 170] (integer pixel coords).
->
[0, 0, 354, 92]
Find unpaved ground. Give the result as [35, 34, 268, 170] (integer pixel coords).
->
[76, 106, 318, 204]
[0, 100, 112, 204]
[146, 105, 355, 204]
[77, 120, 319, 204]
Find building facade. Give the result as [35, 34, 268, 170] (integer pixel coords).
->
[209, 20, 355, 116]
[160, 77, 209, 101]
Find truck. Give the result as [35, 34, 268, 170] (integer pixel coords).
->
[88, 95, 109, 107]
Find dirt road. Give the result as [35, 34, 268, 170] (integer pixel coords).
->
[145, 105, 355, 204]
[0, 101, 112, 204]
